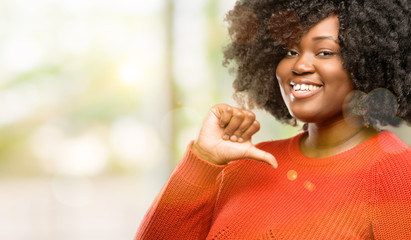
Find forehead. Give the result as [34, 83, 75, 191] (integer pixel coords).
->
[304, 15, 340, 39]
[268, 11, 340, 47]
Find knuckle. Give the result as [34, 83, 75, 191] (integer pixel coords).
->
[216, 104, 232, 113]
[235, 111, 245, 119]
[211, 104, 227, 116]
[246, 111, 255, 119]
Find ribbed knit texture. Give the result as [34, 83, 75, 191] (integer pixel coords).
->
[135, 131, 411, 239]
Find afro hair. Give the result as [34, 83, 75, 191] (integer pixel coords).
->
[223, 0, 410, 127]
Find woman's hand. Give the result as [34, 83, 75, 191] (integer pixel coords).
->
[191, 104, 277, 168]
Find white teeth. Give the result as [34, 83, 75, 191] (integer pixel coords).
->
[292, 83, 320, 91]
[301, 84, 306, 90]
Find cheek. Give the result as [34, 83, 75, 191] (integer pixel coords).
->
[275, 60, 289, 87]
[275, 61, 290, 101]
[321, 62, 352, 84]
[321, 67, 354, 113]
[319, 63, 353, 91]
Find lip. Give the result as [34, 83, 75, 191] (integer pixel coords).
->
[290, 78, 323, 86]
[289, 79, 324, 99]
[291, 85, 323, 99]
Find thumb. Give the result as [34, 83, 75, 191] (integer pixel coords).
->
[244, 146, 278, 168]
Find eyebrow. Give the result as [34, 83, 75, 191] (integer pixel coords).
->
[312, 36, 338, 43]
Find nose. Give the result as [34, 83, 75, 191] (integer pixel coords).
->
[291, 54, 315, 75]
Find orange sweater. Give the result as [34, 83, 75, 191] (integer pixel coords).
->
[136, 131, 411, 239]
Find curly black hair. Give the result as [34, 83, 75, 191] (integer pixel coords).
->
[223, 0, 410, 127]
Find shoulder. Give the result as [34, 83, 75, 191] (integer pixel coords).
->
[369, 130, 410, 163]
[372, 130, 411, 168]
[369, 131, 411, 189]
[375, 130, 411, 154]
[374, 147, 411, 177]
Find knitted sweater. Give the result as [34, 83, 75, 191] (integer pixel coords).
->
[136, 131, 411, 239]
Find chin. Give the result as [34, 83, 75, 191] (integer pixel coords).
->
[292, 109, 347, 126]
[288, 107, 323, 123]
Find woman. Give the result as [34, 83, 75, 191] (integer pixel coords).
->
[136, 0, 411, 239]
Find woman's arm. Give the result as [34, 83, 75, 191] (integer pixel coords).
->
[135, 104, 276, 239]
[135, 144, 225, 239]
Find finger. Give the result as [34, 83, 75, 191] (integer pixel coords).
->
[218, 105, 233, 128]
[223, 110, 245, 141]
[244, 146, 278, 168]
[234, 111, 256, 142]
[238, 120, 260, 143]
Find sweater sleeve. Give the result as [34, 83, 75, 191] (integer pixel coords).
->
[371, 151, 411, 239]
[135, 142, 226, 240]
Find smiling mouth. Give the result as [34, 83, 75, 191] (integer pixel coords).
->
[290, 82, 323, 99]
[292, 83, 321, 91]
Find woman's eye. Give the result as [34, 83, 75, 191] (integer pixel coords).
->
[286, 50, 298, 56]
[317, 51, 337, 56]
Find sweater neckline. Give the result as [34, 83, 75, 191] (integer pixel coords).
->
[288, 130, 386, 166]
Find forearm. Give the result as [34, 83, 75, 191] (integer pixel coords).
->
[135, 143, 225, 239]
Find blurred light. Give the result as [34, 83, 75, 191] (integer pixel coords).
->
[118, 61, 142, 86]
[57, 0, 165, 15]
[52, 176, 94, 207]
[2, 38, 43, 75]
[178, 127, 202, 151]
[108, 0, 164, 15]
[30, 126, 108, 176]
[174, 0, 210, 88]
[287, 170, 298, 181]
[58, 0, 95, 14]
[110, 117, 162, 168]
[0, 85, 40, 126]
[304, 181, 316, 191]
[57, 21, 94, 55]
[30, 125, 65, 173]
[58, 134, 108, 176]
[160, 107, 203, 144]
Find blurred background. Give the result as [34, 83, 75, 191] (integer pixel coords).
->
[0, 0, 409, 239]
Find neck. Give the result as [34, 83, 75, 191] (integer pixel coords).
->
[301, 116, 378, 158]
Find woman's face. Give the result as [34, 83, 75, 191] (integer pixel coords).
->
[276, 15, 353, 125]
